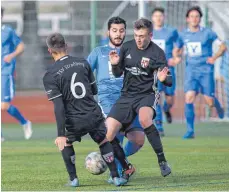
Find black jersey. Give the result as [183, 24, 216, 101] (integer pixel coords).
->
[43, 55, 104, 129]
[113, 39, 168, 96]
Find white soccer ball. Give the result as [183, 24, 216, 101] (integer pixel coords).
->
[85, 152, 107, 175]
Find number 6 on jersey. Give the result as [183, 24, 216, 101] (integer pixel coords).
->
[71, 72, 86, 99]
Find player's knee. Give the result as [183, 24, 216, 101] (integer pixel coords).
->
[139, 116, 152, 128]
[127, 131, 145, 146]
[185, 92, 195, 103]
[105, 117, 121, 142]
[133, 133, 145, 146]
[139, 107, 154, 128]
[205, 97, 214, 107]
[1, 102, 10, 111]
[166, 95, 174, 105]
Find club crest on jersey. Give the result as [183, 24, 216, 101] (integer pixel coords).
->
[141, 57, 150, 68]
[102, 152, 114, 163]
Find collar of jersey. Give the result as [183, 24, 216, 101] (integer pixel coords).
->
[56, 55, 69, 62]
[153, 24, 167, 32]
[187, 25, 204, 33]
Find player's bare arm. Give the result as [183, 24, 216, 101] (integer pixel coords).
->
[207, 42, 227, 64]
[52, 96, 67, 151]
[167, 47, 182, 66]
[3, 42, 24, 63]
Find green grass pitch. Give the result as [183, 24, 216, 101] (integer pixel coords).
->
[1, 122, 229, 191]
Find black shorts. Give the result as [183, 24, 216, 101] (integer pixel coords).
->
[65, 117, 107, 145]
[108, 93, 160, 130]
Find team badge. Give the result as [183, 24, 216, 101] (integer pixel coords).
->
[141, 57, 150, 68]
[102, 152, 114, 163]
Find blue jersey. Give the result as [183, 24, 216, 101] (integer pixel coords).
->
[176, 26, 218, 72]
[152, 25, 178, 61]
[87, 45, 123, 114]
[1, 25, 21, 75]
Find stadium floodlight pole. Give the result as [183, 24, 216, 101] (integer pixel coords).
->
[138, 0, 146, 18]
[90, 0, 97, 51]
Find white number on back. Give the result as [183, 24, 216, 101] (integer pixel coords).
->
[70, 72, 86, 99]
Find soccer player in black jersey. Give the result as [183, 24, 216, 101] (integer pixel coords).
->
[107, 18, 172, 177]
[42, 33, 129, 187]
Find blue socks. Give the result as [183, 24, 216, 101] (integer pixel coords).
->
[124, 140, 142, 157]
[163, 101, 172, 112]
[7, 105, 27, 125]
[214, 97, 224, 118]
[185, 103, 195, 133]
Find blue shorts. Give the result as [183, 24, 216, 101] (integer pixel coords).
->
[158, 67, 176, 96]
[1, 75, 15, 102]
[99, 102, 143, 134]
[184, 70, 215, 97]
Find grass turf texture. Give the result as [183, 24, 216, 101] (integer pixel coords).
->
[1, 122, 229, 191]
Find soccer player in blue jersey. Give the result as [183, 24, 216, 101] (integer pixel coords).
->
[87, 17, 144, 180]
[173, 6, 226, 139]
[1, 7, 32, 141]
[151, 7, 180, 136]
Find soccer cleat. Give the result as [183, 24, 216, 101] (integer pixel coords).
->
[112, 177, 128, 186]
[122, 163, 136, 181]
[218, 107, 224, 119]
[107, 176, 113, 184]
[183, 131, 195, 139]
[164, 111, 172, 124]
[159, 161, 171, 177]
[23, 121, 32, 140]
[65, 178, 79, 187]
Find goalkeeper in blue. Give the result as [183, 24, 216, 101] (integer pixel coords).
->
[87, 17, 144, 181]
[151, 7, 180, 136]
[173, 6, 227, 139]
[1, 7, 32, 141]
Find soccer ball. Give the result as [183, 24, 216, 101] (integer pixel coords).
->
[85, 152, 107, 175]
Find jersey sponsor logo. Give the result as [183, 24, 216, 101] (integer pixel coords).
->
[141, 57, 150, 68]
[152, 39, 166, 52]
[126, 54, 131, 59]
[102, 152, 114, 163]
[186, 42, 202, 57]
[125, 67, 148, 76]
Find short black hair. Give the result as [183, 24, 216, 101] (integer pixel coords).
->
[186, 6, 203, 18]
[152, 7, 165, 15]
[46, 33, 66, 52]
[1, 7, 4, 17]
[134, 18, 153, 32]
[108, 16, 126, 30]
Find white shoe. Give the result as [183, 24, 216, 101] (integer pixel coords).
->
[23, 121, 32, 140]
[1, 137, 5, 142]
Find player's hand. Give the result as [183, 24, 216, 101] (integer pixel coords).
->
[55, 136, 67, 151]
[207, 57, 216, 65]
[168, 57, 181, 66]
[157, 67, 169, 82]
[3, 54, 14, 63]
[109, 50, 120, 65]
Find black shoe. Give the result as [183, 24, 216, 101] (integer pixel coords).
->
[164, 111, 172, 124]
[159, 161, 171, 177]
